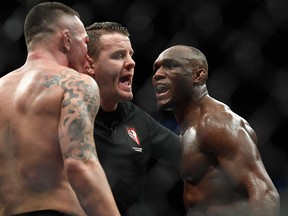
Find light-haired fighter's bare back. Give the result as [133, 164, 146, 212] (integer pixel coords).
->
[0, 2, 120, 216]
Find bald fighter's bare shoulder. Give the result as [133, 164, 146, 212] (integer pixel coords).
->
[181, 95, 277, 215]
[198, 96, 257, 151]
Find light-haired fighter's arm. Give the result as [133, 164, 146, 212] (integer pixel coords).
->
[57, 70, 120, 216]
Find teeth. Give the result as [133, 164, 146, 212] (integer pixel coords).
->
[120, 77, 130, 86]
[124, 80, 130, 86]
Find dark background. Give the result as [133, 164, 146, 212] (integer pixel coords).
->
[1, 0, 287, 214]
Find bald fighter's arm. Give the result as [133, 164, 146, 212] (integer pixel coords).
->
[56, 70, 120, 216]
[200, 112, 280, 216]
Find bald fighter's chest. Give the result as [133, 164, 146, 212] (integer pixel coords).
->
[180, 128, 213, 183]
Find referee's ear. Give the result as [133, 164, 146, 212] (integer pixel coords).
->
[83, 55, 95, 78]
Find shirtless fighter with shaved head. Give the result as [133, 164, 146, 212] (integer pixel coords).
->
[152, 45, 280, 216]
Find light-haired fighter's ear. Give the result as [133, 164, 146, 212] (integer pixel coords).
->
[62, 29, 71, 52]
[83, 55, 95, 77]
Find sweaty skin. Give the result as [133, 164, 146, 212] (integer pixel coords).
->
[0, 3, 120, 216]
[152, 45, 280, 216]
[0, 63, 97, 215]
[181, 98, 262, 216]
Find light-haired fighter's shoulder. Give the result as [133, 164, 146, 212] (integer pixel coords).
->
[41, 67, 100, 118]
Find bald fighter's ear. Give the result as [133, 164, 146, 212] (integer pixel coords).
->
[194, 68, 208, 85]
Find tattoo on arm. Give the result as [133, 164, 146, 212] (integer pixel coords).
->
[40, 70, 99, 162]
